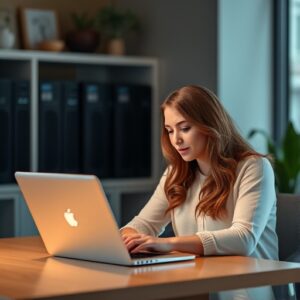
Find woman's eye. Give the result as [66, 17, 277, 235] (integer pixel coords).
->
[181, 127, 190, 132]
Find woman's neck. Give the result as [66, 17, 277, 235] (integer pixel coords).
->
[196, 159, 211, 176]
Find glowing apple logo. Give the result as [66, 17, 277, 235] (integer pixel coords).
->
[64, 209, 78, 227]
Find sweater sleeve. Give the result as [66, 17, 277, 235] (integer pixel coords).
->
[124, 173, 171, 236]
[196, 157, 276, 256]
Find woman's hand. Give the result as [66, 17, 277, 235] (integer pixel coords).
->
[120, 227, 204, 255]
[120, 227, 138, 237]
[122, 233, 174, 253]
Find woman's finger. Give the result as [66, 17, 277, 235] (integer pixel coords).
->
[122, 234, 144, 245]
[130, 241, 156, 253]
[126, 236, 149, 252]
[128, 237, 157, 253]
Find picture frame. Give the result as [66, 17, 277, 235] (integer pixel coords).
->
[19, 8, 60, 50]
[0, 6, 19, 49]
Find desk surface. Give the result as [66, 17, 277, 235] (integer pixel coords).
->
[0, 237, 300, 300]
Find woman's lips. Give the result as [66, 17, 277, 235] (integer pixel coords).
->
[178, 147, 189, 154]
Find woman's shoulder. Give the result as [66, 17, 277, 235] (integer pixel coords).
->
[161, 166, 171, 177]
[237, 155, 274, 177]
[157, 166, 171, 185]
[240, 154, 271, 164]
[234, 156, 276, 197]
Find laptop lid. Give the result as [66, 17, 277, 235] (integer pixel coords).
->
[15, 172, 195, 266]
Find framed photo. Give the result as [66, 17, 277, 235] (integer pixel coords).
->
[19, 8, 59, 50]
[0, 6, 19, 48]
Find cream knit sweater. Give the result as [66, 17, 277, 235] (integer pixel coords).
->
[125, 157, 278, 260]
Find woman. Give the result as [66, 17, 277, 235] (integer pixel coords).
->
[121, 85, 278, 299]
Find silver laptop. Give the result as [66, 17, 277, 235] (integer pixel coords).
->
[15, 172, 196, 266]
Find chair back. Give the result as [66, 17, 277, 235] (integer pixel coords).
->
[276, 193, 300, 260]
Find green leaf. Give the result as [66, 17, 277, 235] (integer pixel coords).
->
[96, 5, 140, 38]
[282, 121, 300, 179]
[248, 122, 300, 193]
[70, 12, 95, 30]
[274, 159, 294, 193]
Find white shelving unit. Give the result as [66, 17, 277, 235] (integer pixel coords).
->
[0, 49, 160, 235]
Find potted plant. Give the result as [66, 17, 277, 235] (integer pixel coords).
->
[96, 5, 140, 55]
[248, 121, 300, 193]
[65, 12, 100, 53]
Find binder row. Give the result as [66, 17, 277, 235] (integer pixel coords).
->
[0, 79, 152, 183]
[0, 79, 30, 183]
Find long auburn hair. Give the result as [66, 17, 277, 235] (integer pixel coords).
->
[161, 85, 264, 220]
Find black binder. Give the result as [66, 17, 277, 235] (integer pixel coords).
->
[38, 81, 62, 172]
[13, 80, 30, 173]
[81, 82, 113, 178]
[61, 81, 80, 173]
[132, 85, 152, 177]
[113, 85, 136, 178]
[113, 84, 152, 178]
[0, 79, 13, 183]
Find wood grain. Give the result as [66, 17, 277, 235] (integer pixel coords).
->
[0, 237, 300, 299]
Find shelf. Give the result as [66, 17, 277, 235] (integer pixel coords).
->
[0, 49, 158, 66]
[0, 184, 20, 195]
[0, 49, 160, 181]
[0, 178, 157, 194]
[0, 49, 160, 236]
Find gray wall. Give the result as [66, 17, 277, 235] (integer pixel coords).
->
[118, 0, 218, 101]
[119, 0, 272, 153]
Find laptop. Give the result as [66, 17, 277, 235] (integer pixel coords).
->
[15, 172, 196, 266]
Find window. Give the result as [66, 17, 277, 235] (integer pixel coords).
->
[290, 0, 300, 131]
[273, 0, 300, 141]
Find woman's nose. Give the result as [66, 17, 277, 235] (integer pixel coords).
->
[174, 133, 183, 145]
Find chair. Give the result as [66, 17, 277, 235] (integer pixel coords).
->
[276, 193, 300, 261]
[273, 193, 300, 300]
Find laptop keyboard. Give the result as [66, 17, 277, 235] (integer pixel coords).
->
[130, 252, 162, 259]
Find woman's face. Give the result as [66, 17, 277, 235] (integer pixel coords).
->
[164, 106, 208, 163]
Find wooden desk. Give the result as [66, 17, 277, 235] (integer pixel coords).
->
[0, 237, 300, 300]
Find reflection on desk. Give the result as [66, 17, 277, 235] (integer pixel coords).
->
[34, 256, 197, 296]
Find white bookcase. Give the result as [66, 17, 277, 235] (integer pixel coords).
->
[0, 49, 160, 236]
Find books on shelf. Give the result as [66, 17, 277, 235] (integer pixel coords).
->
[62, 81, 80, 173]
[39, 80, 63, 173]
[0, 78, 152, 183]
[0, 79, 31, 184]
[81, 82, 113, 178]
[13, 80, 31, 174]
[0, 79, 14, 183]
[113, 84, 151, 178]
[39, 81, 81, 173]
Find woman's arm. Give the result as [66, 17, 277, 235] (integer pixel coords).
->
[197, 157, 277, 256]
[122, 173, 171, 236]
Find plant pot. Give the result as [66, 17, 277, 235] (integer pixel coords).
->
[37, 39, 65, 52]
[65, 29, 100, 53]
[107, 38, 125, 55]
